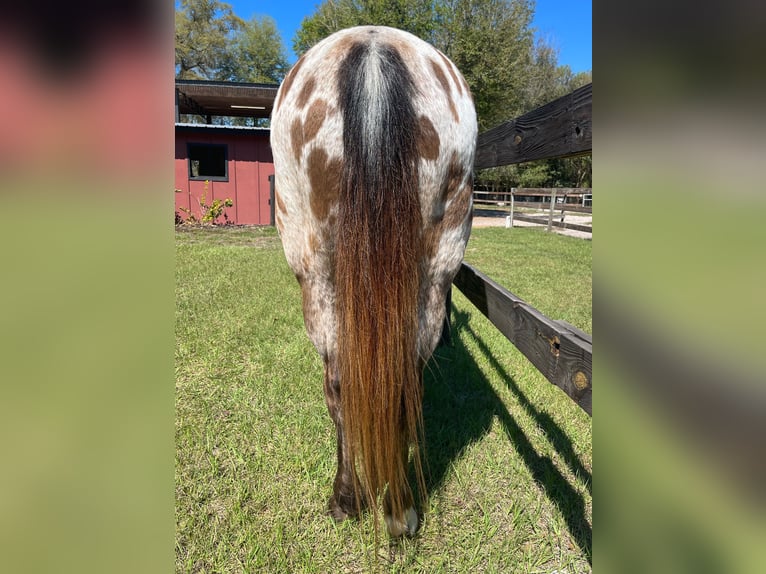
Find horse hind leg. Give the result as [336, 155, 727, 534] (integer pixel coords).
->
[323, 357, 366, 521]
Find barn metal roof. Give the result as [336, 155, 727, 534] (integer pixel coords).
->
[175, 80, 279, 120]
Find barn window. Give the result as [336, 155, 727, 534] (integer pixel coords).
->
[188, 143, 228, 181]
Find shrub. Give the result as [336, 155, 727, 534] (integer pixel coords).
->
[175, 181, 233, 225]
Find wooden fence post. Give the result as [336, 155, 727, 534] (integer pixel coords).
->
[547, 188, 556, 232]
[268, 174, 275, 226]
[560, 193, 567, 224]
[508, 187, 515, 228]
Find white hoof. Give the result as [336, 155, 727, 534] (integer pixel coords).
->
[384, 506, 418, 537]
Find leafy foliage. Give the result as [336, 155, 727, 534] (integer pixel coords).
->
[219, 16, 290, 84]
[175, 0, 243, 80]
[175, 0, 288, 84]
[293, 0, 438, 56]
[175, 183, 234, 225]
[436, 0, 536, 130]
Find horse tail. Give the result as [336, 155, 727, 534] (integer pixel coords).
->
[335, 39, 425, 531]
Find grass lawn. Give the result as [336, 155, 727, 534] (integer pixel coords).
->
[176, 224, 591, 573]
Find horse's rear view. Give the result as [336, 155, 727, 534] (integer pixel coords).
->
[271, 26, 477, 537]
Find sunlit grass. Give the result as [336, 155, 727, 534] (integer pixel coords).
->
[176, 225, 591, 572]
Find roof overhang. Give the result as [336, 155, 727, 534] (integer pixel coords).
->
[175, 80, 279, 120]
[174, 123, 271, 136]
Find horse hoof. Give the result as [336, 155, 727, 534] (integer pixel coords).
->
[385, 506, 419, 537]
[328, 493, 362, 522]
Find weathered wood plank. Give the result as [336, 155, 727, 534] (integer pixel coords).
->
[547, 189, 557, 231]
[453, 263, 592, 415]
[474, 83, 592, 169]
[472, 200, 592, 214]
[556, 204, 592, 214]
[511, 214, 593, 233]
[508, 202, 592, 214]
[515, 187, 592, 196]
[474, 188, 592, 197]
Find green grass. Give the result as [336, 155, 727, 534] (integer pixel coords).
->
[463, 227, 592, 333]
[176, 225, 591, 573]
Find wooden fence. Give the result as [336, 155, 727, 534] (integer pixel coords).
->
[453, 82, 592, 415]
[473, 187, 592, 210]
[474, 187, 592, 233]
[454, 264, 592, 413]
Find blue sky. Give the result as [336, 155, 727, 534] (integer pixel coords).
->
[223, 0, 592, 73]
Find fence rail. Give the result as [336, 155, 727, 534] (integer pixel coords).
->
[473, 188, 593, 213]
[475, 83, 592, 168]
[474, 187, 592, 199]
[450, 83, 593, 415]
[474, 187, 593, 233]
[509, 202, 591, 214]
[453, 263, 592, 414]
[510, 213, 592, 234]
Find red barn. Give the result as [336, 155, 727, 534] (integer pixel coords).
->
[174, 80, 279, 225]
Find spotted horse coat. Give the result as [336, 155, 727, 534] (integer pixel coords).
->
[270, 26, 477, 538]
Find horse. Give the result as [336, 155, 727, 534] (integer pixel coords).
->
[270, 25, 477, 538]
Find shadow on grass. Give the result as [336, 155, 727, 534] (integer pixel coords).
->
[420, 306, 592, 562]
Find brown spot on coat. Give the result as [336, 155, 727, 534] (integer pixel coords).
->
[291, 118, 304, 161]
[438, 51, 463, 97]
[275, 54, 307, 110]
[440, 152, 466, 203]
[303, 99, 328, 143]
[430, 59, 450, 96]
[327, 35, 357, 62]
[296, 76, 317, 109]
[424, 188, 471, 258]
[416, 116, 440, 160]
[388, 37, 415, 66]
[442, 181, 472, 230]
[290, 99, 330, 163]
[307, 148, 342, 221]
[425, 159, 472, 258]
[461, 75, 473, 101]
[430, 59, 459, 122]
[308, 232, 320, 254]
[275, 191, 287, 215]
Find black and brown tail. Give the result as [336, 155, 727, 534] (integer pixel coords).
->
[335, 39, 426, 535]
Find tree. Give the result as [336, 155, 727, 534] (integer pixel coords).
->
[294, 0, 438, 55]
[358, 0, 439, 43]
[436, 0, 535, 130]
[293, 0, 537, 131]
[220, 16, 290, 84]
[521, 37, 564, 110]
[293, 0, 361, 55]
[175, 0, 243, 80]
